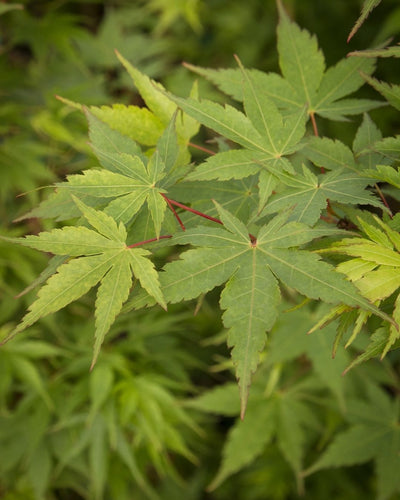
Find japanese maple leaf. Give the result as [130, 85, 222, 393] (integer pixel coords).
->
[6, 198, 165, 366]
[182, 3, 381, 123]
[152, 204, 387, 416]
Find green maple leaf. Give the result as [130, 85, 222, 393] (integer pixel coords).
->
[28, 112, 184, 237]
[190, 361, 320, 491]
[304, 383, 400, 500]
[314, 215, 400, 359]
[152, 205, 389, 416]
[182, 3, 381, 122]
[166, 56, 307, 211]
[261, 166, 383, 225]
[6, 199, 166, 366]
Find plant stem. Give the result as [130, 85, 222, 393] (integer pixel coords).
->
[164, 197, 223, 225]
[127, 235, 172, 248]
[374, 183, 393, 218]
[161, 193, 186, 230]
[188, 142, 216, 156]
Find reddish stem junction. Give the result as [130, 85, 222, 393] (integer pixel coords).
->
[126, 195, 225, 249]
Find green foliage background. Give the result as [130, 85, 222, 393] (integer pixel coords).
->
[1, 1, 400, 499]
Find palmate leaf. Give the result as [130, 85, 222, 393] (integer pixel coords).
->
[6, 200, 165, 365]
[169, 59, 306, 202]
[261, 166, 383, 225]
[182, 4, 380, 122]
[305, 383, 400, 500]
[152, 205, 389, 415]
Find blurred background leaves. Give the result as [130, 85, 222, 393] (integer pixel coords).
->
[1, 0, 400, 498]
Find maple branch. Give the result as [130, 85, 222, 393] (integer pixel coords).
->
[165, 198, 224, 225]
[374, 183, 393, 218]
[127, 235, 172, 248]
[161, 193, 186, 230]
[188, 142, 216, 156]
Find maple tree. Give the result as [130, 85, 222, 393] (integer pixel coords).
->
[3, 0, 400, 498]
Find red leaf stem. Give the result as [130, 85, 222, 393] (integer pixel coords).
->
[188, 142, 216, 156]
[127, 235, 172, 248]
[164, 197, 224, 225]
[161, 193, 186, 230]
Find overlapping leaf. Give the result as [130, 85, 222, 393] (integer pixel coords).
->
[150, 205, 389, 415]
[261, 166, 382, 225]
[313, 215, 400, 360]
[167, 57, 307, 213]
[6, 199, 165, 366]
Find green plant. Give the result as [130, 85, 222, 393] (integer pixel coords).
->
[3, 1, 400, 499]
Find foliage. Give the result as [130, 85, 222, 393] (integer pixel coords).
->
[2, 1, 400, 499]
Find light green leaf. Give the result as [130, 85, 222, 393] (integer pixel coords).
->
[86, 110, 143, 175]
[187, 149, 265, 181]
[344, 326, 390, 374]
[169, 95, 271, 154]
[116, 50, 199, 145]
[365, 165, 400, 188]
[116, 50, 176, 125]
[277, 1, 325, 106]
[91, 104, 164, 146]
[17, 227, 122, 256]
[146, 187, 167, 239]
[58, 169, 147, 198]
[74, 195, 126, 242]
[12, 252, 114, 338]
[356, 267, 400, 301]
[128, 248, 166, 310]
[183, 63, 300, 109]
[93, 253, 133, 366]
[104, 190, 148, 224]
